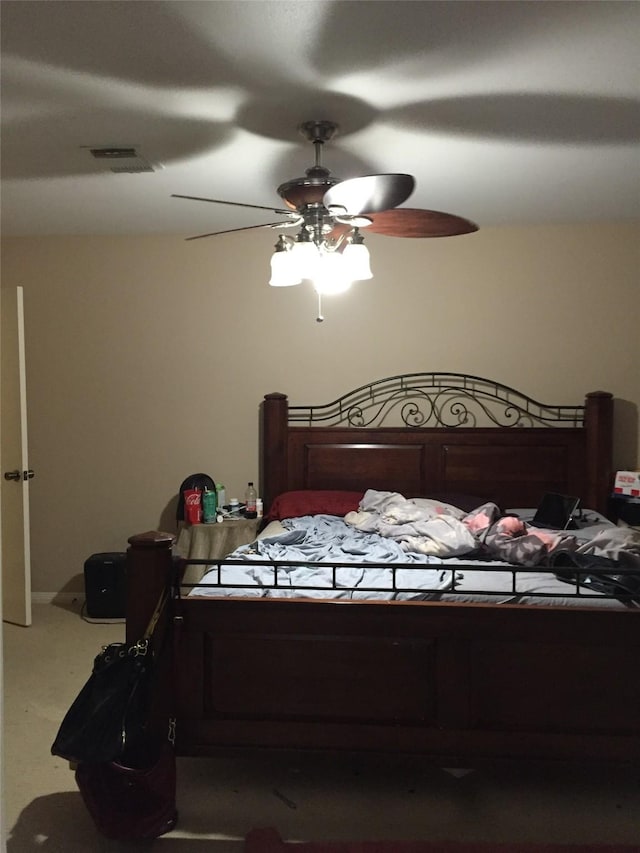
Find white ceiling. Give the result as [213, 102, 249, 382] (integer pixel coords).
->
[2, 0, 639, 239]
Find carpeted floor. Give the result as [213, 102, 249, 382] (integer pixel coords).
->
[244, 829, 639, 853]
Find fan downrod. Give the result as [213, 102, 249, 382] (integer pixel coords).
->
[278, 120, 341, 210]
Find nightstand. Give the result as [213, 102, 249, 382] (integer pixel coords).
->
[175, 518, 261, 561]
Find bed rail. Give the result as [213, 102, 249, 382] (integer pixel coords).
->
[173, 555, 639, 607]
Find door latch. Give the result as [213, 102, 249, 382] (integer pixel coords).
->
[4, 469, 34, 481]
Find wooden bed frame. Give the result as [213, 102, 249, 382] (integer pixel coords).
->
[127, 374, 640, 767]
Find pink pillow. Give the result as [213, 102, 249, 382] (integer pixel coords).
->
[266, 490, 364, 521]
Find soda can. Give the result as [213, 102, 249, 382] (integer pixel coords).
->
[202, 489, 217, 523]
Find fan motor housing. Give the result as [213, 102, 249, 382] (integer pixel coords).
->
[277, 166, 339, 211]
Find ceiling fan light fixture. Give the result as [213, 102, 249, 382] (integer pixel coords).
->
[271, 220, 371, 296]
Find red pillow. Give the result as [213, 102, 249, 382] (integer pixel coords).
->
[266, 490, 364, 521]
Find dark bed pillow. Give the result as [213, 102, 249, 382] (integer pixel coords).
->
[266, 490, 364, 521]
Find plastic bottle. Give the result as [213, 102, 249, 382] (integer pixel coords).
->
[245, 481, 257, 518]
[256, 498, 263, 519]
[216, 482, 226, 510]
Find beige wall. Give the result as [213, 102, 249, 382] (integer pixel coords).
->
[2, 223, 639, 593]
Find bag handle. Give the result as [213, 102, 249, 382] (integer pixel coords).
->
[125, 588, 170, 658]
[141, 587, 169, 643]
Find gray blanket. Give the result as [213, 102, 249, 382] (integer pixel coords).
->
[191, 513, 456, 600]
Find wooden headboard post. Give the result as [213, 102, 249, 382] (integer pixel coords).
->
[584, 390, 614, 516]
[261, 392, 289, 512]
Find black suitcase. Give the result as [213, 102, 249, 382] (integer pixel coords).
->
[84, 552, 127, 618]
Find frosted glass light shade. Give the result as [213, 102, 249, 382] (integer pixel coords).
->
[291, 240, 319, 280]
[269, 249, 302, 286]
[342, 242, 372, 280]
[311, 252, 352, 295]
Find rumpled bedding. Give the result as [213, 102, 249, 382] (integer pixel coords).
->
[190, 513, 455, 600]
[189, 490, 640, 606]
[346, 490, 640, 569]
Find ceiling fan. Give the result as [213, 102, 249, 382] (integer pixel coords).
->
[172, 119, 478, 242]
[172, 120, 478, 320]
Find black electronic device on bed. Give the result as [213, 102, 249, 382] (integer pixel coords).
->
[532, 492, 580, 530]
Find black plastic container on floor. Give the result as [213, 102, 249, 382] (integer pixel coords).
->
[84, 552, 127, 618]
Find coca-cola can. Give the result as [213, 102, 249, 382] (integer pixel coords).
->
[184, 488, 202, 524]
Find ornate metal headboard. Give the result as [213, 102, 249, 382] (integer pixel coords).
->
[261, 373, 613, 517]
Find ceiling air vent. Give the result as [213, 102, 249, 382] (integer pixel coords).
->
[88, 146, 156, 173]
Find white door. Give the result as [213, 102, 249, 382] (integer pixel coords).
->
[1, 286, 32, 627]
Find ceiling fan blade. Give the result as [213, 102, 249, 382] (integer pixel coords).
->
[172, 194, 293, 217]
[185, 222, 286, 241]
[365, 208, 478, 238]
[323, 174, 415, 215]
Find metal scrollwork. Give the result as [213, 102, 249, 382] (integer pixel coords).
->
[442, 398, 475, 427]
[288, 373, 585, 430]
[346, 405, 366, 427]
[400, 400, 428, 427]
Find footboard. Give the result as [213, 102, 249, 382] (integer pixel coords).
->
[128, 533, 640, 766]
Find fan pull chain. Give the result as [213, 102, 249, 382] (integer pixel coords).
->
[316, 293, 324, 323]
